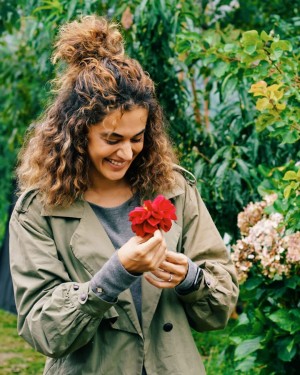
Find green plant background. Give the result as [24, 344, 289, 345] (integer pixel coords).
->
[0, 1, 299, 374]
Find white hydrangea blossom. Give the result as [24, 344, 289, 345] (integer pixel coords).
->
[232, 195, 300, 283]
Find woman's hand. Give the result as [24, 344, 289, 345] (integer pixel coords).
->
[144, 251, 189, 288]
[118, 230, 167, 274]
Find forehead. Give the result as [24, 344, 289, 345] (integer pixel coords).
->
[96, 107, 148, 135]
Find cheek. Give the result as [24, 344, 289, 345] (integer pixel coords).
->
[87, 138, 114, 160]
[133, 146, 143, 157]
[134, 142, 144, 155]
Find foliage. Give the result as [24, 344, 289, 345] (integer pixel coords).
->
[193, 319, 260, 375]
[244, 27, 300, 237]
[258, 163, 300, 234]
[229, 272, 300, 373]
[230, 192, 300, 374]
[224, 18, 300, 375]
[175, 14, 299, 237]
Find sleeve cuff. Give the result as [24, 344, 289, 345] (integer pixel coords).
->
[175, 258, 198, 295]
[90, 251, 140, 302]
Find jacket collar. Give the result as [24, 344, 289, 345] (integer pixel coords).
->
[41, 183, 184, 218]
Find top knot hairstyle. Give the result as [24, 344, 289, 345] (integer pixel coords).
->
[53, 16, 124, 64]
[17, 15, 177, 207]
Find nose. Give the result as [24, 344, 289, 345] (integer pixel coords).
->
[117, 141, 133, 160]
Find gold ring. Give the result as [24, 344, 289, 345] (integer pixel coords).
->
[168, 273, 173, 282]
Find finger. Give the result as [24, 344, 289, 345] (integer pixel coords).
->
[150, 268, 176, 282]
[147, 242, 167, 270]
[165, 251, 188, 264]
[144, 272, 175, 289]
[159, 261, 182, 274]
[158, 259, 189, 284]
[139, 230, 163, 250]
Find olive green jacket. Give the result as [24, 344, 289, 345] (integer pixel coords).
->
[9, 173, 239, 375]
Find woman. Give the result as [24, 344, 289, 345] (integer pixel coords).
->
[10, 15, 238, 375]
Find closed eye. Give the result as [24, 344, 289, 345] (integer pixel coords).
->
[105, 137, 143, 145]
[105, 139, 120, 145]
[131, 137, 143, 143]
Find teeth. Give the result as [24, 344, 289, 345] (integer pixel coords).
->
[108, 159, 125, 166]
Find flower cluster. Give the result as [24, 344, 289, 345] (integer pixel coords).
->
[232, 195, 300, 283]
[129, 195, 177, 237]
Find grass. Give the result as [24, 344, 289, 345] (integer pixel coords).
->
[0, 309, 245, 374]
[0, 310, 45, 374]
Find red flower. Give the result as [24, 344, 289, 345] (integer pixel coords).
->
[129, 195, 177, 237]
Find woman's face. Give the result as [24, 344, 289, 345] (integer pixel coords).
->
[87, 107, 148, 187]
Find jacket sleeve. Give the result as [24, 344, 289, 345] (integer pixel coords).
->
[9, 192, 118, 358]
[176, 180, 239, 332]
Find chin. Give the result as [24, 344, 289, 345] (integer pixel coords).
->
[105, 172, 127, 182]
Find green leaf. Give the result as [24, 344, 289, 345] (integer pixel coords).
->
[283, 171, 297, 181]
[244, 277, 263, 291]
[268, 310, 293, 332]
[235, 158, 250, 176]
[235, 356, 257, 372]
[215, 160, 229, 179]
[281, 129, 300, 144]
[214, 61, 229, 78]
[234, 337, 262, 360]
[237, 313, 250, 326]
[260, 30, 273, 42]
[221, 74, 238, 101]
[271, 40, 293, 52]
[244, 44, 257, 55]
[286, 275, 300, 289]
[241, 30, 262, 55]
[284, 185, 293, 199]
[203, 30, 221, 46]
[224, 43, 238, 53]
[276, 337, 297, 362]
[241, 30, 260, 43]
[67, 0, 78, 21]
[255, 113, 276, 132]
[270, 48, 283, 60]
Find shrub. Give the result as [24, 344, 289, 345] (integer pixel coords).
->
[230, 196, 300, 374]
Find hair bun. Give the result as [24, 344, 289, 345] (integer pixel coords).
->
[53, 15, 124, 65]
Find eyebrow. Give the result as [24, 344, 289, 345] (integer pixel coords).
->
[101, 129, 146, 139]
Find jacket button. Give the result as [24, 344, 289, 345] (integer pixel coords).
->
[163, 323, 173, 332]
[73, 284, 79, 291]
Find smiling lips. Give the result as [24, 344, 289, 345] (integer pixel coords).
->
[106, 158, 128, 168]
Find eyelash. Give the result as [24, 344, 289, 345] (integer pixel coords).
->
[105, 138, 143, 145]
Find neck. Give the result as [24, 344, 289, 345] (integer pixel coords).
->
[84, 179, 133, 207]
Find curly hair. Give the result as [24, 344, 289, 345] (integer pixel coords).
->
[17, 15, 178, 207]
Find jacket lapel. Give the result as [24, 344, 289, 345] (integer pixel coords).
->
[70, 203, 115, 275]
